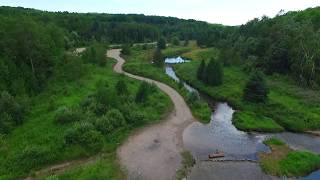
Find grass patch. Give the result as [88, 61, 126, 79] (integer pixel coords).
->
[174, 47, 320, 132]
[123, 46, 211, 123]
[176, 151, 195, 180]
[233, 111, 284, 132]
[260, 138, 320, 178]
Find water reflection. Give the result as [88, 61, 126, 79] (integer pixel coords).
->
[183, 103, 270, 161]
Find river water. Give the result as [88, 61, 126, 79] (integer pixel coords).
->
[165, 64, 320, 180]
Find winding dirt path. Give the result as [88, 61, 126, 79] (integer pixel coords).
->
[107, 49, 195, 180]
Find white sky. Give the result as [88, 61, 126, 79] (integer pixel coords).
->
[0, 0, 319, 25]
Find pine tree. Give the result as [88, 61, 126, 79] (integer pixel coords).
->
[135, 82, 150, 103]
[153, 48, 164, 67]
[197, 60, 206, 81]
[243, 71, 269, 103]
[205, 59, 223, 86]
[157, 37, 166, 49]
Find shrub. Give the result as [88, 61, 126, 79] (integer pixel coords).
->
[172, 37, 180, 46]
[64, 122, 103, 152]
[55, 106, 82, 124]
[121, 44, 131, 55]
[11, 145, 50, 171]
[187, 91, 199, 104]
[95, 109, 126, 134]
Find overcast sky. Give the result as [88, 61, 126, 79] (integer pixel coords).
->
[1, 0, 319, 25]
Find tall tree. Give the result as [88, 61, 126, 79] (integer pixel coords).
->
[243, 71, 269, 103]
[153, 48, 164, 67]
[157, 37, 166, 49]
[197, 60, 206, 81]
[205, 59, 223, 86]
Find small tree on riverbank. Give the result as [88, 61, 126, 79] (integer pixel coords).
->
[204, 59, 223, 86]
[153, 48, 164, 67]
[157, 37, 166, 49]
[197, 60, 206, 81]
[243, 71, 269, 103]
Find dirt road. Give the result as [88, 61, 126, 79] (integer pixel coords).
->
[107, 49, 195, 180]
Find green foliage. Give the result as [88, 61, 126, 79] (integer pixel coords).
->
[197, 60, 206, 81]
[263, 138, 285, 146]
[157, 37, 166, 49]
[82, 44, 106, 67]
[0, 91, 24, 134]
[135, 82, 151, 103]
[64, 122, 104, 152]
[153, 48, 164, 67]
[121, 44, 131, 55]
[0, 16, 65, 94]
[172, 37, 180, 46]
[176, 151, 195, 180]
[278, 151, 320, 177]
[175, 51, 320, 132]
[9, 145, 52, 172]
[95, 109, 127, 135]
[204, 59, 223, 86]
[124, 48, 211, 123]
[55, 106, 82, 124]
[233, 111, 284, 132]
[243, 71, 269, 103]
[115, 80, 129, 96]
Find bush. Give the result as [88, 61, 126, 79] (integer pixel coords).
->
[11, 145, 50, 171]
[187, 91, 199, 104]
[172, 37, 180, 46]
[64, 122, 103, 152]
[121, 44, 131, 55]
[95, 109, 126, 134]
[55, 106, 82, 124]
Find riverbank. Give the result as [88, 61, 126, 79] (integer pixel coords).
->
[173, 47, 320, 133]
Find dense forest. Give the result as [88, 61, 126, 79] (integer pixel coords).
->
[202, 8, 320, 88]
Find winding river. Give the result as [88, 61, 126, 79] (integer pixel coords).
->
[165, 64, 320, 180]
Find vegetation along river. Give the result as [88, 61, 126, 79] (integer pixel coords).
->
[165, 62, 320, 180]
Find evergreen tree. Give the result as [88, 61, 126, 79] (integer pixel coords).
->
[172, 37, 180, 46]
[135, 82, 150, 103]
[121, 44, 131, 55]
[153, 48, 164, 67]
[197, 60, 206, 81]
[243, 71, 269, 103]
[205, 59, 223, 86]
[157, 37, 166, 49]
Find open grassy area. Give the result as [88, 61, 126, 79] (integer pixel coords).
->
[260, 138, 320, 178]
[174, 47, 320, 132]
[123, 46, 211, 123]
[0, 55, 172, 179]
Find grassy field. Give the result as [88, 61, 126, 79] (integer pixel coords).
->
[260, 138, 320, 178]
[0, 55, 172, 179]
[174, 47, 320, 132]
[123, 45, 212, 123]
